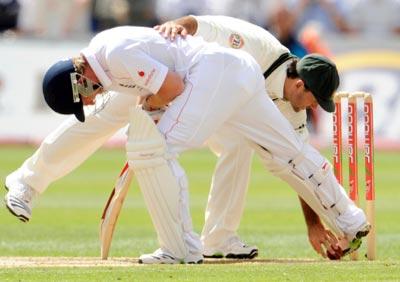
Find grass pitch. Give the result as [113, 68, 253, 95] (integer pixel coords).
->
[0, 145, 399, 281]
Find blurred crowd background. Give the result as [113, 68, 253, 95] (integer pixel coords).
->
[1, 0, 400, 41]
[1, 0, 400, 146]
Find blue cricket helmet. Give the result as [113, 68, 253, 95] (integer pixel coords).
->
[42, 59, 85, 122]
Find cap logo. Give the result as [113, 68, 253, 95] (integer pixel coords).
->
[229, 33, 244, 49]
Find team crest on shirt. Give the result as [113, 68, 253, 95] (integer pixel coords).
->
[229, 33, 244, 49]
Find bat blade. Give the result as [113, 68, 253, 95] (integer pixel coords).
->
[100, 162, 133, 260]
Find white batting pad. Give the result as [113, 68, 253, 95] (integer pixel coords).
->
[126, 106, 188, 258]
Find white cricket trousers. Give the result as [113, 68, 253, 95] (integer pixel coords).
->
[17, 92, 135, 193]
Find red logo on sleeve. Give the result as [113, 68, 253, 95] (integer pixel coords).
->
[138, 71, 145, 77]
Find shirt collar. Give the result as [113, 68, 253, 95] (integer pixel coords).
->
[81, 47, 112, 88]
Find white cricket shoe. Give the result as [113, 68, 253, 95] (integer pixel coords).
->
[341, 221, 372, 257]
[138, 248, 203, 264]
[4, 171, 37, 222]
[203, 236, 258, 259]
[335, 205, 371, 257]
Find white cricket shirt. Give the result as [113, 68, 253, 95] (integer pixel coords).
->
[194, 15, 308, 139]
[81, 26, 207, 96]
[194, 15, 290, 99]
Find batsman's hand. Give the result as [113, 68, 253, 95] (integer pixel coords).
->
[143, 108, 166, 124]
[154, 21, 189, 41]
[140, 95, 167, 124]
[307, 221, 342, 260]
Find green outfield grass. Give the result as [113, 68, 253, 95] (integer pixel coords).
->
[0, 145, 399, 281]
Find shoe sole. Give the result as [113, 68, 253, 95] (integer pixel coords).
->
[4, 185, 29, 223]
[204, 249, 258, 260]
[342, 224, 371, 256]
[138, 259, 203, 264]
[226, 249, 258, 259]
[187, 259, 203, 264]
[203, 252, 223, 259]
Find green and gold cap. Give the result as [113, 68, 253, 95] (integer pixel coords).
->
[297, 54, 340, 112]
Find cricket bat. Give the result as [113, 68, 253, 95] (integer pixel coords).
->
[100, 162, 134, 260]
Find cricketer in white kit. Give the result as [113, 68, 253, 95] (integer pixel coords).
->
[4, 22, 370, 263]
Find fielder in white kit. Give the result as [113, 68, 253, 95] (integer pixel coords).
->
[4, 24, 370, 264]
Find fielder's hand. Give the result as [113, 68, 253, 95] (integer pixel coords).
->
[307, 221, 342, 260]
[154, 21, 189, 41]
